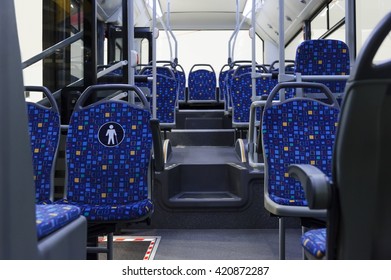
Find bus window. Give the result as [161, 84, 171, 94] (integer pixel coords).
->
[356, 0, 391, 63]
[156, 30, 264, 76]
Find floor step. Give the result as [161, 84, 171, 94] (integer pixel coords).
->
[170, 191, 241, 202]
[176, 109, 232, 129]
[166, 129, 235, 146]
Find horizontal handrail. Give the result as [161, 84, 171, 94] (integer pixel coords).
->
[22, 31, 83, 69]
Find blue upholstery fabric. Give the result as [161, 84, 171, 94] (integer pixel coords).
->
[188, 69, 216, 101]
[153, 74, 177, 124]
[234, 65, 253, 76]
[262, 100, 339, 206]
[219, 69, 230, 102]
[230, 74, 278, 124]
[137, 68, 177, 125]
[223, 69, 235, 110]
[301, 228, 327, 259]
[176, 69, 186, 101]
[57, 101, 153, 222]
[59, 199, 153, 222]
[36, 204, 81, 239]
[27, 103, 60, 204]
[295, 40, 350, 94]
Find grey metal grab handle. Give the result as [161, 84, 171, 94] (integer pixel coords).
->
[189, 64, 216, 75]
[233, 64, 268, 77]
[74, 84, 149, 112]
[139, 66, 177, 79]
[265, 82, 339, 110]
[25, 86, 59, 113]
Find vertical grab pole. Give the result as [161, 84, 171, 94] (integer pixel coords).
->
[231, 0, 240, 62]
[345, 0, 356, 66]
[278, 0, 286, 260]
[278, 0, 286, 102]
[278, 0, 285, 78]
[152, 0, 157, 118]
[167, 1, 178, 62]
[128, 0, 135, 103]
[162, 8, 173, 62]
[251, 0, 256, 101]
[228, 0, 239, 64]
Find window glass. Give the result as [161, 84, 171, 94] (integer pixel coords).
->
[156, 30, 263, 77]
[325, 23, 345, 42]
[285, 32, 304, 61]
[356, 0, 391, 63]
[329, 0, 345, 27]
[15, 0, 43, 98]
[311, 7, 328, 39]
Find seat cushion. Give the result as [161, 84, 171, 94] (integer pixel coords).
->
[56, 198, 153, 222]
[36, 204, 81, 240]
[301, 228, 327, 259]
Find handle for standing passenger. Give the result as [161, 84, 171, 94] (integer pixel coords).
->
[265, 82, 340, 110]
[74, 84, 149, 112]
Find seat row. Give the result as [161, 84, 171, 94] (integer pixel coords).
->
[26, 84, 154, 259]
[254, 12, 391, 259]
[224, 39, 350, 129]
[133, 39, 350, 132]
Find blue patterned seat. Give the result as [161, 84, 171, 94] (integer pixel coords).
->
[26, 86, 60, 204]
[137, 66, 177, 127]
[223, 69, 235, 112]
[218, 66, 230, 103]
[56, 84, 153, 259]
[57, 86, 153, 222]
[188, 64, 216, 101]
[36, 204, 81, 239]
[231, 72, 278, 127]
[290, 13, 391, 260]
[301, 228, 327, 259]
[295, 39, 350, 97]
[176, 66, 186, 102]
[263, 99, 338, 206]
[262, 82, 340, 259]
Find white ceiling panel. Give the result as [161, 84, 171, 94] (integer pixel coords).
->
[159, 0, 246, 13]
[157, 0, 247, 29]
[254, 0, 328, 45]
[158, 12, 250, 30]
[139, 0, 328, 42]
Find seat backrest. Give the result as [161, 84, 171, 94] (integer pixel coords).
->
[223, 68, 235, 110]
[26, 86, 60, 204]
[65, 85, 152, 207]
[328, 12, 391, 259]
[230, 72, 278, 126]
[269, 60, 296, 74]
[218, 65, 230, 102]
[295, 39, 350, 95]
[262, 83, 340, 206]
[137, 66, 177, 126]
[175, 64, 186, 101]
[188, 64, 216, 101]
